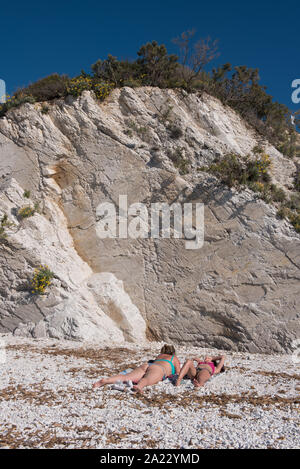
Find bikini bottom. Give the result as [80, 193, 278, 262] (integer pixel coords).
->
[196, 366, 213, 377]
[148, 362, 167, 381]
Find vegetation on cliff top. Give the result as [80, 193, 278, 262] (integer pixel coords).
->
[0, 32, 299, 158]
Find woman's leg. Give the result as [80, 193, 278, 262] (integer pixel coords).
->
[125, 363, 149, 383]
[193, 369, 211, 387]
[175, 359, 196, 386]
[93, 363, 148, 389]
[132, 364, 164, 393]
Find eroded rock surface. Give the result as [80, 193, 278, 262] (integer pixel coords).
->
[0, 87, 299, 352]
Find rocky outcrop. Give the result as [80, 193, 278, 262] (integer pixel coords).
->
[0, 87, 299, 352]
[0, 178, 146, 343]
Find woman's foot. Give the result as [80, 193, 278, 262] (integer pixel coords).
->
[193, 379, 203, 388]
[93, 378, 108, 389]
[132, 385, 144, 394]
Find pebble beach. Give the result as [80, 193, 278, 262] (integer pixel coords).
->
[0, 334, 299, 449]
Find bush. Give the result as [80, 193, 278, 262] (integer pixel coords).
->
[66, 75, 115, 101]
[287, 211, 300, 232]
[16, 74, 69, 102]
[203, 64, 298, 157]
[277, 205, 300, 233]
[136, 41, 178, 87]
[203, 151, 272, 189]
[204, 151, 298, 233]
[41, 105, 50, 114]
[269, 185, 286, 202]
[18, 202, 40, 219]
[167, 147, 189, 174]
[30, 264, 54, 295]
[0, 38, 298, 157]
[0, 95, 36, 117]
[250, 183, 286, 204]
[92, 81, 114, 100]
[284, 193, 300, 210]
[18, 206, 35, 219]
[92, 55, 141, 87]
[66, 75, 92, 97]
[122, 78, 142, 88]
[207, 153, 246, 187]
[125, 119, 149, 139]
[168, 125, 183, 139]
[294, 169, 300, 192]
[0, 213, 15, 241]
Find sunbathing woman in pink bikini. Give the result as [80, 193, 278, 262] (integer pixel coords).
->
[175, 354, 226, 388]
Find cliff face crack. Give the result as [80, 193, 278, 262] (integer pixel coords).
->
[271, 241, 300, 271]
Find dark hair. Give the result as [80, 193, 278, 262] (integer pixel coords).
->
[160, 344, 176, 355]
[212, 359, 225, 373]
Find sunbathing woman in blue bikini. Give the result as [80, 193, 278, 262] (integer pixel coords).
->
[93, 344, 180, 393]
[132, 344, 181, 393]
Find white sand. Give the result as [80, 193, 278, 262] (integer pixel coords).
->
[0, 334, 299, 449]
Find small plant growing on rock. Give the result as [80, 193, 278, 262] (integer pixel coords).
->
[31, 264, 54, 295]
[124, 128, 133, 137]
[92, 82, 114, 100]
[23, 189, 31, 198]
[41, 105, 49, 114]
[199, 151, 272, 188]
[198, 149, 300, 233]
[168, 124, 183, 139]
[0, 94, 36, 117]
[66, 75, 114, 101]
[277, 193, 300, 233]
[126, 119, 149, 139]
[277, 206, 300, 233]
[158, 104, 173, 124]
[252, 145, 264, 155]
[18, 202, 40, 219]
[0, 213, 15, 241]
[167, 147, 189, 175]
[285, 193, 300, 210]
[294, 169, 300, 193]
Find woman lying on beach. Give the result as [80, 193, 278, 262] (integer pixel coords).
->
[132, 344, 181, 394]
[93, 344, 181, 393]
[175, 355, 226, 388]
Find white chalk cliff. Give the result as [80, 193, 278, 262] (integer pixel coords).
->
[0, 87, 299, 352]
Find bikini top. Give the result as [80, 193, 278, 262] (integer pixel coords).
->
[154, 355, 176, 375]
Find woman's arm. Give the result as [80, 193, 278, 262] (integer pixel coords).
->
[211, 354, 226, 361]
[192, 357, 202, 363]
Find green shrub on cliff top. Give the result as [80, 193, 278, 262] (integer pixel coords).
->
[0, 36, 298, 158]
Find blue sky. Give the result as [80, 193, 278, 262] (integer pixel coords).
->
[0, 0, 299, 111]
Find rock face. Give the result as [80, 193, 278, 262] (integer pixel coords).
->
[0, 87, 299, 352]
[0, 178, 146, 343]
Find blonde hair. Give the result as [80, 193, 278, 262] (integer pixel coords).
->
[160, 344, 176, 355]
